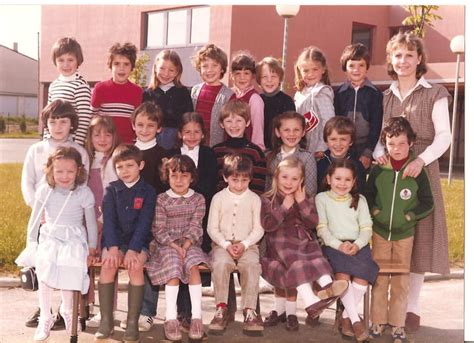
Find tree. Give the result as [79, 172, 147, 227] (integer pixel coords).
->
[129, 52, 151, 87]
[402, 5, 442, 38]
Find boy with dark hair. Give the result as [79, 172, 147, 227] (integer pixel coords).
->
[96, 143, 156, 342]
[207, 154, 264, 333]
[92, 42, 143, 144]
[334, 43, 383, 169]
[191, 43, 234, 146]
[230, 52, 265, 151]
[212, 100, 267, 194]
[317, 116, 366, 193]
[365, 117, 434, 343]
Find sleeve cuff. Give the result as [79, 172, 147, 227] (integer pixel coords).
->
[241, 240, 250, 250]
[220, 240, 231, 250]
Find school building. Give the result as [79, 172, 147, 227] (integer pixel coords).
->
[39, 5, 465, 166]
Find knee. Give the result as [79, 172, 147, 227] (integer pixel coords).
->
[212, 261, 234, 274]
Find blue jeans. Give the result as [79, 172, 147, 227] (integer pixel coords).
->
[140, 273, 159, 317]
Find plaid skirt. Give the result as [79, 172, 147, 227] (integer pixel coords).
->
[322, 245, 379, 284]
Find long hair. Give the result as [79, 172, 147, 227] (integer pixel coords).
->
[294, 46, 330, 91]
[321, 159, 359, 210]
[85, 116, 120, 170]
[263, 155, 305, 204]
[148, 49, 184, 89]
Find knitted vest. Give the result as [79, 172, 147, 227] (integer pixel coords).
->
[230, 88, 258, 141]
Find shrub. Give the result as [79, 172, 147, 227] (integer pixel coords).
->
[19, 116, 27, 133]
[0, 116, 5, 134]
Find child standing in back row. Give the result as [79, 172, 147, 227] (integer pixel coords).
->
[143, 50, 194, 149]
[47, 37, 92, 146]
[92, 43, 143, 144]
[316, 159, 379, 342]
[191, 44, 234, 146]
[230, 52, 265, 151]
[294, 46, 335, 159]
[256, 57, 295, 151]
[334, 43, 383, 169]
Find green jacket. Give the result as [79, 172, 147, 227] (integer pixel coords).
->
[365, 154, 434, 241]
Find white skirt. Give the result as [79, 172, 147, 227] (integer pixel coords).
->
[36, 223, 89, 294]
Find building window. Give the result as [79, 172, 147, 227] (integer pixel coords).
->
[351, 23, 373, 52]
[145, 6, 210, 48]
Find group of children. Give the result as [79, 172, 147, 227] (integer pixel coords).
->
[15, 33, 438, 343]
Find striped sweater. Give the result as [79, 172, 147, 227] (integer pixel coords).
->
[46, 72, 92, 146]
[91, 79, 143, 144]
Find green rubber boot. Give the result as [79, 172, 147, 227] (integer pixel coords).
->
[94, 282, 115, 340]
[123, 284, 145, 343]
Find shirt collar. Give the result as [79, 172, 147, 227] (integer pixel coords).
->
[224, 187, 250, 199]
[280, 146, 297, 159]
[58, 72, 79, 82]
[338, 78, 378, 93]
[389, 76, 431, 100]
[135, 139, 157, 150]
[181, 145, 200, 167]
[166, 188, 195, 198]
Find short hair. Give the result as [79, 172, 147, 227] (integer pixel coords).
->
[51, 37, 84, 66]
[161, 155, 198, 187]
[219, 100, 251, 123]
[130, 101, 163, 127]
[85, 116, 121, 165]
[149, 49, 184, 89]
[107, 42, 138, 69]
[44, 146, 87, 189]
[192, 44, 228, 79]
[271, 111, 307, 151]
[231, 51, 256, 74]
[323, 116, 356, 143]
[380, 116, 417, 146]
[112, 144, 143, 166]
[295, 46, 330, 91]
[256, 56, 284, 85]
[386, 32, 427, 80]
[222, 153, 253, 179]
[340, 43, 371, 72]
[41, 99, 79, 133]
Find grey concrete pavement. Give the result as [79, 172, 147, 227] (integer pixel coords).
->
[0, 138, 39, 163]
[0, 277, 464, 343]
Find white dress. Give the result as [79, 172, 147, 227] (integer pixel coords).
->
[17, 184, 96, 294]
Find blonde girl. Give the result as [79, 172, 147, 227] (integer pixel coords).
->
[260, 156, 347, 331]
[316, 159, 378, 342]
[16, 147, 97, 341]
[294, 46, 335, 159]
[84, 116, 120, 327]
[143, 49, 194, 149]
[265, 111, 317, 197]
[145, 155, 210, 341]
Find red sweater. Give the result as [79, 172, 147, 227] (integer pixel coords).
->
[195, 84, 222, 132]
[91, 79, 143, 144]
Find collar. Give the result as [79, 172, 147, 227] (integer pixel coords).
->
[58, 72, 79, 82]
[388, 76, 431, 100]
[114, 177, 143, 191]
[280, 146, 297, 159]
[92, 151, 106, 168]
[181, 145, 200, 166]
[224, 187, 250, 199]
[124, 177, 140, 188]
[327, 190, 352, 202]
[338, 78, 378, 93]
[135, 139, 157, 150]
[233, 86, 254, 97]
[166, 188, 195, 198]
[262, 89, 281, 97]
[47, 134, 74, 146]
[226, 136, 249, 147]
[159, 82, 175, 92]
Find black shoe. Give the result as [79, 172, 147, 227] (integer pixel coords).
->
[25, 308, 41, 328]
[51, 312, 65, 331]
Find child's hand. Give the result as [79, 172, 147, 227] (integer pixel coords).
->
[375, 154, 388, 165]
[170, 242, 186, 260]
[226, 244, 238, 259]
[103, 246, 122, 269]
[87, 248, 98, 267]
[347, 243, 360, 256]
[294, 183, 306, 203]
[402, 157, 424, 179]
[338, 241, 352, 255]
[123, 249, 140, 270]
[282, 194, 295, 209]
[359, 155, 371, 169]
[231, 243, 245, 259]
[314, 151, 325, 160]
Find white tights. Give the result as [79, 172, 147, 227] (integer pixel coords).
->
[38, 281, 74, 318]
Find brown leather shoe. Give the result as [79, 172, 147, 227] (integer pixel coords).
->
[209, 306, 229, 331]
[317, 280, 349, 300]
[352, 320, 369, 342]
[189, 318, 204, 340]
[163, 319, 182, 341]
[305, 314, 320, 327]
[405, 312, 420, 333]
[305, 297, 339, 319]
[285, 315, 299, 331]
[340, 317, 354, 337]
[243, 308, 264, 332]
[263, 311, 286, 327]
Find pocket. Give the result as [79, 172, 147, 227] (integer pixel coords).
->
[353, 111, 370, 145]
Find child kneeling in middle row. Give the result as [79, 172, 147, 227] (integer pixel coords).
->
[260, 156, 348, 328]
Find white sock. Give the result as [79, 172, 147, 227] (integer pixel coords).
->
[352, 282, 368, 308]
[60, 290, 74, 314]
[38, 281, 53, 319]
[165, 285, 179, 320]
[340, 283, 360, 324]
[317, 274, 333, 288]
[285, 301, 297, 316]
[407, 272, 425, 315]
[275, 296, 286, 316]
[296, 283, 321, 308]
[189, 284, 202, 319]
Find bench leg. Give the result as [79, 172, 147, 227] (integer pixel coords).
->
[227, 276, 237, 320]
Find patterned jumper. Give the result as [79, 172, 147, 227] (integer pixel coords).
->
[146, 190, 210, 285]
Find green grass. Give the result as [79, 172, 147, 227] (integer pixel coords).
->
[0, 132, 41, 139]
[0, 163, 465, 274]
